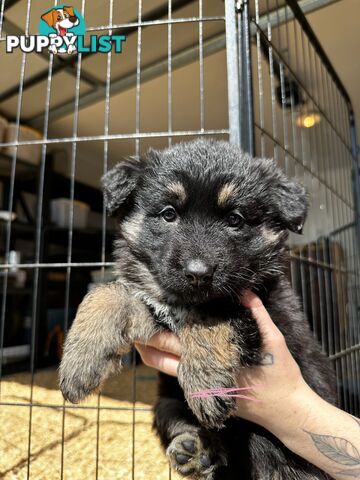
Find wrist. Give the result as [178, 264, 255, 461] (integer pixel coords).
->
[265, 381, 323, 447]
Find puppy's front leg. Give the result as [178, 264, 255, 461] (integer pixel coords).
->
[178, 311, 261, 429]
[59, 282, 158, 403]
[177, 319, 240, 430]
[154, 374, 228, 479]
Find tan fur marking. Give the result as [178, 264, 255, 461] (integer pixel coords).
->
[59, 282, 157, 403]
[180, 319, 239, 368]
[261, 226, 281, 242]
[167, 182, 187, 204]
[178, 319, 240, 427]
[65, 283, 156, 349]
[217, 183, 238, 206]
[122, 213, 145, 244]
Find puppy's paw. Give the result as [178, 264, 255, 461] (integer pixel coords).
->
[59, 353, 120, 403]
[67, 45, 76, 54]
[178, 362, 236, 429]
[167, 430, 227, 479]
[186, 395, 235, 430]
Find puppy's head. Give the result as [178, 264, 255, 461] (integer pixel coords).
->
[103, 139, 307, 304]
[41, 7, 79, 30]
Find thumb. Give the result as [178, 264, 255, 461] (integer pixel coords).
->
[240, 290, 282, 340]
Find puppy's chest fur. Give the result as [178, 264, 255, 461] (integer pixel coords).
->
[130, 286, 241, 334]
[131, 285, 246, 338]
[133, 290, 188, 333]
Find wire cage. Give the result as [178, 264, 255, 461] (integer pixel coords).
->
[0, 0, 359, 478]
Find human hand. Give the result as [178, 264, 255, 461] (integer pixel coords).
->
[234, 290, 311, 435]
[135, 330, 181, 377]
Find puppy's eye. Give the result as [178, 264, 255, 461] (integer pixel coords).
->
[160, 206, 177, 222]
[226, 211, 245, 228]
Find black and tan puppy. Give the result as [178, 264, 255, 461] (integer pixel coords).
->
[59, 139, 335, 479]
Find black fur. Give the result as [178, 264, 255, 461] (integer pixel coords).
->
[100, 139, 335, 479]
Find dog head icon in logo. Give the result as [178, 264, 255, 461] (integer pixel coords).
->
[39, 5, 86, 54]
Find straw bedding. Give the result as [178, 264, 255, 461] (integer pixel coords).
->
[0, 365, 181, 479]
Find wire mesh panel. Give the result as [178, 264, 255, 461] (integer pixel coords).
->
[246, 0, 360, 415]
[0, 1, 229, 478]
[0, 0, 359, 479]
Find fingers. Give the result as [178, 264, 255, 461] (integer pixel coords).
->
[138, 331, 181, 357]
[240, 290, 282, 339]
[135, 343, 179, 377]
[135, 331, 181, 377]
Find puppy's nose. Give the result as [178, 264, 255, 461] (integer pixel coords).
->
[184, 259, 214, 287]
[69, 15, 78, 23]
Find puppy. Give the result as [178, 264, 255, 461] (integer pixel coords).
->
[41, 6, 79, 54]
[59, 139, 335, 479]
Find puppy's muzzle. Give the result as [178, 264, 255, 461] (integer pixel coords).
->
[184, 259, 214, 287]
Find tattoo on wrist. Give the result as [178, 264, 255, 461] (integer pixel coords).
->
[304, 416, 360, 477]
[259, 352, 274, 366]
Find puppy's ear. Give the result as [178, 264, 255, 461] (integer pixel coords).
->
[41, 10, 56, 27]
[101, 159, 141, 215]
[64, 6, 75, 17]
[271, 179, 308, 234]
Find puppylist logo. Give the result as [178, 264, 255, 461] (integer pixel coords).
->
[6, 5, 126, 55]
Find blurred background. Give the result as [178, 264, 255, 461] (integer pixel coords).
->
[0, 0, 359, 478]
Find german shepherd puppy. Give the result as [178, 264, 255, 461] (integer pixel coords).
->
[59, 139, 335, 479]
